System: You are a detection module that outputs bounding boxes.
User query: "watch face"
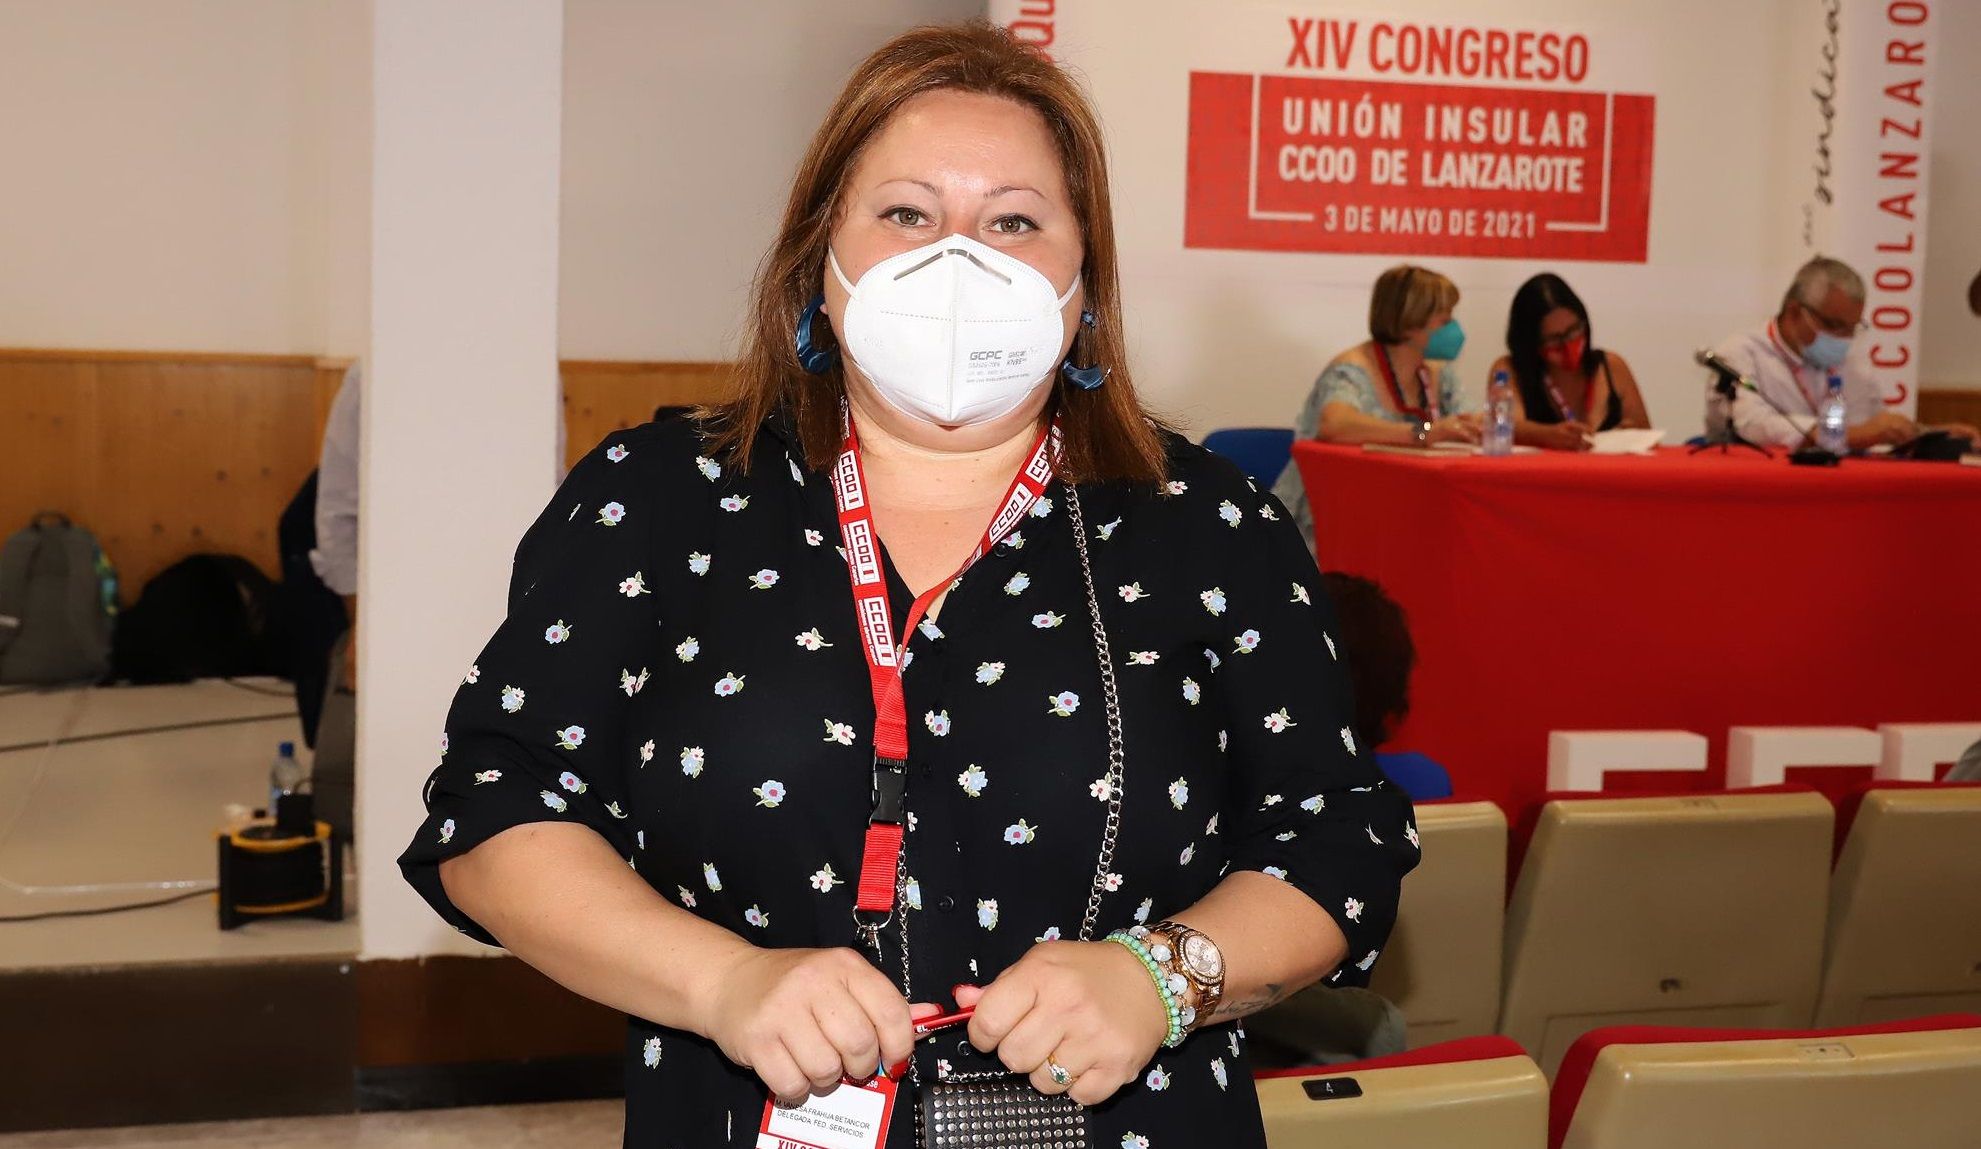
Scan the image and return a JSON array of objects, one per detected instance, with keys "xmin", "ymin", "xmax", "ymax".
[{"xmin": 1181, "ymin": 933, "xmax": 1223, "ymax": 979}]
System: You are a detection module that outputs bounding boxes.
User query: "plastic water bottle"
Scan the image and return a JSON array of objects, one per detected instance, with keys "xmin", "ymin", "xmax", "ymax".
[
  {"xmin": 269, "ymin": 741, "xmax": 305, "ymax": 814},
  {"xmin": 1483, "ymin": 370, "xmax": 1516, "ymax": 456},
  {"xmin": 1818, "ymin": 374, "xmax": 1849, "ymax": 456}
]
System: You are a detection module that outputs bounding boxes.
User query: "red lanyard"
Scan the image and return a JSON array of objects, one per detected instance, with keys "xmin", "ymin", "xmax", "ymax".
[
  {"xmin": 1766, "ymin": 321, "xmax": 1825, "ymax": 414},
  {"xmin": 1374, "ymin": 345, "xmax": 1441, "ymax": 423},
  {"xmin": 829, "ymin": 405, "xmax": 1060, "ymax": 917},
  {"xmin": 1544, "ymin": 374, "xmax": 1582, "ymax": 423}
]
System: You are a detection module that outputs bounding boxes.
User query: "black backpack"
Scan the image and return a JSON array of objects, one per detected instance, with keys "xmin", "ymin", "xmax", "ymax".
[
  {"xmin": 112, "ymin": 553, "xmax": 283, "ymax": 684},
  {"xmin": 0, "ymin": 513, "xmax": 118, "ymax": 685}
]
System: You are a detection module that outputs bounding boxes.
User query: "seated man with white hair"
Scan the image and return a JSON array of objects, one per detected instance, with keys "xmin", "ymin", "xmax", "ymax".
[{"xmin": 1709, "ymin": 256, "xmax": 1979, "ymax": 451}]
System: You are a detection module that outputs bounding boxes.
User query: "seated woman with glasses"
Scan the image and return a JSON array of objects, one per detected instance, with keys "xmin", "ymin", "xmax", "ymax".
[{"xmin": 1489, "ymin": 273, "xmax": 1651, "ymax": 452}]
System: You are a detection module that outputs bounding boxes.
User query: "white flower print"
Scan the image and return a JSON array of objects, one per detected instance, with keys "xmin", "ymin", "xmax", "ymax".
[
  {"xmin": 1206, "ymin": 813, "xmax": 1221, "ymax": 835},
  {"xmin": 473, "ymin": 769, "xmax": 501, "ymax": 785},
  {"xmin": 976, "ymin": 899, "xmax": 999, "ymax": 930},
  {"xmin": 1037, "ymin": 926, "xmax": 1062, "ymax": 943},
  {"xmin": 1259, "ymin": 503, "xmax": 1279, "ymax": 520},
  {"xmin": 1127, "ymin": 650, "xmax": 1159, "ymax": 666},
  {"xmin": 642, "ymin": 1036, "xmax": 662, "ymax": 1068},
  {"xmin": 1324, "ymin": 631, "xmax": 1337, "ymax": 659},
  {"xmin": 1089, "ymin": 777, "xmax": 1116, "ymax": 801},
  {"xmin": 789, "ymin": 456, "xmax": 805, "ymax": 484},
  {"xmin": 1118, "ymin": 582, "xmax": 1149, "ymax": 603},
  {"xmin": 688, "ymin": 552, "xmax": 711, "ymax": 576},
  {"xmin": 974, "ymin": 661, "xmax": 1005, "ymax": 685},
  {"xmin": 1123, "ymin": 1133, "xmax": 1151, "ymax": 1149},
  {"xmin": 925, "ymin": 709, "xmax": 951, "ymax": 737},
  {"xmin": 1182, "ymin": 677, "xmax": 1201, "ymax": 705},
  {"xmin": 558, "ymin": 770, "xmax": 588, "ymax": 794},
  {"xmin": 957, "ymin": 765, "xmax": 988, "ymax": 797},
  {"xmin": 1032, "ymin": 611, "xmax": 1064, "ymax": 628},
  {"xmin": 618, "ymin": 571, "xmax": 650, "ymax": 597},
  {"xmin": 749, "ymin": 568, "xmax": 779, "ymax": 590},
  {"xmin": 463, "ymin": 664, "xmax": 480, "ymax": 685},
  {"xmin": 1029, "ymin": 496, "xmax": 1054, "ymax": 519},
  {"xmin": 1001, "ymin": 530, "xmax": 1025, "ymax": 550},
  {"xmin": 438, "ymin": 818, "xmax": 455, "ymax": 844},
  {"xmin": 1135, "ymin": 897, "xmax": 1154, "ymax": 924},
  {"xmin": 804, "ymin": 528, "xmax": 823, "ymax": 546},
  {"xmin": 1204, "ymin": 648, "xmax": 1223, "ymax": 671},
  {"xmin": 1096, "ymin": 517, "xmax": 1122, "ymax": 541},
  {"xmin": 1180, "ymin": 843, "xmax": 1196, "ymax": 864},
  {"xmin": 809, "ymin": 864, "xmax": 842, "ymax": 892},
  {"xmin": 904, "ymin": 878, "xmax": 923, "ymax": 910},
  {"xmin": 1345, "ymin": 897, "xmax": 1365, "ymax": 922},
  {"xmin": 713, "ymin": 672, "xmax": 746, "ymax": 697},
  {"xmin": 1292, "ymin": 582, "xmax": 1312, "ymax": 605},
  {"xmin": 619, "ymin": 667, "xmax": 650, "ymax": 697},
  {"xmin": 936, "ymin": 1058, "xmax": 952, "ymax": 1078},
  {"xmin": 1211, "ymin": 1057, "xmax": 1229, "ymax": 1090},
  {"xmin": 674, "ymin": 637, "xmax": 699, "ymax": 662},
  {"xmin": 1262, "ymin": 865, "xmax": 1288, "ymax": 881},
  {"xmin": 1340, "ymin": 726, "xmax": 1358, "ymax": 755},
  {"xmin": 1233, "ymin": 629, "xmax": 1261, "ymax": 654},
  {"xmin": 1003, "ymin": 819, "xmax": 1038, "ymax": 845},
  {"xmin": 1003, "ymin": 571, "xmax": 1031, "ymax": 595},
  {"xmin": 606, "ymin": 801, "xmax": 627, "ymax": 819},
  {"xmin": 540, "ymin": 790, "xmax": 568, "ymax": 813},
  {"xmin": 1218, "ymin": 730, "xmax": 1229, "ymax": 752},
  {"xmin": 1145, "ymin": 1065, "xmax": 1171, "ymax": 1091},
  {"xmin": 638, "ymin": 739, "xmax": 655, "ymax": 765},
  {"xmin": 1168, "ymin": 777, "xmax": 1190, "ymax": 809},
  {"xmin": 753, "ymin": 779, "xmax": 787, "ymax": 808},
  {"xmin": 678, "ymin": 885, "xmax": 697, "ymax": 908},
  {"xmin": 744, "ymin": 905, "xmax": 770, "ymax": 929},
  {"xmin": 918, "ymin": 618, "xmax": 943, "ymax": 641},
  {"xmin": 1263, "ymin": 794, "xmax": 1284, "ymax": 807},
  {"xmin": 900, "ymin": 650, "xmax": 915, "ymax": 671},
  {"xmin": 694, "ymin": 455, "xmax": 721, "ymax": 481},
  {"xmin": 1166, "ymin": 479, "xmax": 1189, "ymax": 495},
  {"xmin": 1264, "ymin": 708, "xmax": 1297, "ymax": 733},
  {"xmin": 1103, "ymin": 871, "xmax": 1124, "ymax": 892},
  {"xmin": 1301, "ymin": 794, "xmax": 1325, "ymax": 814},
  {"xmin": 500, "ymin": 685, "xmax": 525, "ymax": 713},
  {"xmin": 637, "ymin": 830, "xmax": 645, "ymax": 849},
  {"xmin": 596, "ymin": 501, "xmax": 626, "ymax": 526},
  {"xmin": 606, "ymin": 444, "xmax": 629, "ymax": 463},
  {"xmin": 1357, "ymin": 950, "xmax": 1380, "ymax": 971},
  {"xmin": 1218, "ymin": 499, "xmax": 1243, "ymax": 527},
  {"xmin": 1200, "ymin": 587, "xmax": 1228, "ymax": 615},
  {"xmin": 1405, "ymin": 823, "xmax": 1421, "ymax": 849},
  {"xmin": 555, "ymin": 726, "xmax": 586, "ymax": 751},
  {"xmin": 1366, "ymin": 825, "xmax": 1385, "ymax": 845},
  {"xmin": 822, "ymin": 720, "xmax": 855, "ymax": 746},
  {"xmin": 703, "ymin": 863, "xmax": 722, "ymax": 891},
  {"xmin": 544, "ymin": 620, "xmax": 572, "ymax": 644},
  {"xmin": 1047, "ymin": 691, "xmax": 1080, "ymax": 717},
  {"xmin": 679, "ymin": 746, "xmax": 704, "ymax": 777},
  {"xmin": 719, "ymin": 495, "xmax": 748, "ymax": 513}
]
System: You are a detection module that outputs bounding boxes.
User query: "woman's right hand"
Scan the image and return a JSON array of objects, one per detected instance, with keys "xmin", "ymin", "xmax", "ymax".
[
  {"xmin": 1427, "ymin": 413, "xmax": 1484, "ymax": 445},
  {"xmin": 1540, "ymin": 420, "xmax": 1594, "ymax": 451},
  {"xmin": 698, "ymin": 946, "xmax": 927, "ymax": 1105}
]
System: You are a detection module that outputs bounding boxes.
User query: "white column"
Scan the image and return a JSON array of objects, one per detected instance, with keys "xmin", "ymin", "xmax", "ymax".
[{"xmin": 358, "ymin": 0, "xmax": 565, "ymax": 960}]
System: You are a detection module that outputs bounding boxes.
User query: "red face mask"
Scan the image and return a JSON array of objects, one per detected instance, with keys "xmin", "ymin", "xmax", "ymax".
[{"xmin": 1541, "ymin": 336, "xmax": 1587, "ymax": 370}]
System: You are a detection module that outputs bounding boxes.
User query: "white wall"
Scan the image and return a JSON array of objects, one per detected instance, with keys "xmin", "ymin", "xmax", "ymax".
[{"xmin": 1920, "ymin": 0, "xmax": 1981, "ymax": 390}]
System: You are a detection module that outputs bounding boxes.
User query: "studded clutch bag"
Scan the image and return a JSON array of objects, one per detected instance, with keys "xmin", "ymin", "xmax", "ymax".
[{"xmin": 919, "ymin": 1076, "xmax": 1088, "ymax": 1148}]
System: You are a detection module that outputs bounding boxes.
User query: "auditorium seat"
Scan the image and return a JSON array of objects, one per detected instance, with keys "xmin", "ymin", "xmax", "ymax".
[
  {"xmin": 1368, "ymin": 797, "xmax": 1506, "ymax": 1048},
  {"xmin": 1258, "ymin": 1035, "xmax": 1546, "ymax": 1149},
  {"xmin": 1498, "ymin": 787, "xmax": 1832, "ymax": 1078},
  {"xmin": 1548, "ymin": 1014, "xmax": 1981, "ymax": 1149},
  {"xmin": 1814, "ymin": 781, "xmax": 1981, "ymax": 1026},
  {"xmin": 1201, "ymin": 427, "xmax": 1295, "ymax": 486}
]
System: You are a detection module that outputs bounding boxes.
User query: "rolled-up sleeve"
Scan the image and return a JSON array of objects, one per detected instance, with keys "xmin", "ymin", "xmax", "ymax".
[
  {"xmin": 398, "ymin": 433, "xmax": 664, "ymax": 946},
  {"xmin": 1207, "ymin": 465, "xmax": 1419, "ymax": 986}
]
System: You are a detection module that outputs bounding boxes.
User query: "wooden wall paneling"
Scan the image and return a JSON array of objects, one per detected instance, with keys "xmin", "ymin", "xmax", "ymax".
[
  {"xmin": 560, "ymin": 360, "xmax": 734, "ymax": 468},
  {"xmin": 0, "ymin": 355, "xmax": 100, "ymax": 544},
  {"xmin": 1918, "ymin": 388, "xmax": 1981, "ymax": 430}
]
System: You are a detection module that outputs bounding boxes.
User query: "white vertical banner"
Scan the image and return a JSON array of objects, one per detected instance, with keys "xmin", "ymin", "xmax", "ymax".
[{"xmin": 1795, "ymin": 0, "xmax": 1935, "ymax": 416}]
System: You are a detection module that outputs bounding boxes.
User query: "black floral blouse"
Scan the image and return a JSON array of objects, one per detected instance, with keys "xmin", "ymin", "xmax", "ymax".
[{"xmin": 399, "ymin": 410, "xmax": 1418, "ymax": 1149}]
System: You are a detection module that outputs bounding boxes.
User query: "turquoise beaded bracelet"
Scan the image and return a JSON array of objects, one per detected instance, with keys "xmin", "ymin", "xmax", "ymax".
[{"xmin": 1106, "ymin": 929, "xmax": 1187, "ymax": 1048}]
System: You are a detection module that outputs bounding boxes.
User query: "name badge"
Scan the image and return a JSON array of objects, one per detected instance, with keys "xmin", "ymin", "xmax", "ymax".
[{"xmin": 756, "ymin": 1073, "xmax": 899, "ymax": 1149}]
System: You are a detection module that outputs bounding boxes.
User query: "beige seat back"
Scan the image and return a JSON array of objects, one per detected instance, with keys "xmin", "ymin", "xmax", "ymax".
[
  {"xmin": 1816, "ymin": 786, "xmax": 1981, "ymax": 1026},
  {"xmin": 1259, "ymin": 1050, "xmax": 1546, "ymax": 1149},
  {"xmin": 1499, "ymin": 791, "xmax": 1833, "ymax": 1077},
  {"xmin": 1368, "ymin": 800, "xmax": 1507, "ymax": 1047},
  {"xmin": 1558, "ymin": 1023, "xmax": 1981, "ymax": 1149}
]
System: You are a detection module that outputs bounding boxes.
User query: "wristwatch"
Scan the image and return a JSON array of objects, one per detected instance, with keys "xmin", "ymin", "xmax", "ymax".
[{"xmin": 1141, "ymin": 920, "xmax": 1226, "ymax": 1033}]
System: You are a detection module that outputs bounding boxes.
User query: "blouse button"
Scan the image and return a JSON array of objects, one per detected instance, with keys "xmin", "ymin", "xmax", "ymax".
[{"xmin": 936, "ymin": 894, "xmax": 957, "ymax": 913}]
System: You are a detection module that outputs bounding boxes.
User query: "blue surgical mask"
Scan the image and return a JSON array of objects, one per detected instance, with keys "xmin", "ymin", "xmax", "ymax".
[
  {"xmin": 1423, "ymin": 319, "xmax": 1465, "ymax": 361},
  {"xmin": 1803, "ymin": 329, "xmax": 1852, "ymax": 370}
]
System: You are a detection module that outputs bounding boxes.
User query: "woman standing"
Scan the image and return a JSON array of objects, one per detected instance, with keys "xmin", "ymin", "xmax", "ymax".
[{"xmin": 400, "ymin": 23, "xmax": 1415, "ymax": 1147}]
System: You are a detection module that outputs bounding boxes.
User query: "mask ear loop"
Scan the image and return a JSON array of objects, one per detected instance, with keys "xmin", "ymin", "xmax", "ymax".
[
  {"xmin": 1060, "ymin": 309, "xmax": 1109, "ymax": 391},
  {"xmin": 796, "ymin": 293, "xmax": 838, "ymax": 375}
]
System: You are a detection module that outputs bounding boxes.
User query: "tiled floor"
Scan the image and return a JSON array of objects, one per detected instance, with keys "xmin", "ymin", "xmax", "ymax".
[
  {"xmin": 0, "ymin": 1101, "xmax": 622, "ymax": 1148},
  {"xmin": 0, "ymin": 680, "xmax": 358, "ymax": 969}
]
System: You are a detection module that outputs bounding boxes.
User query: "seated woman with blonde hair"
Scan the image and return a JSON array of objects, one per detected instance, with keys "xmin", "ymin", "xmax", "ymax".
[{"xmin": 1272, "ymin": 264, "xmax": 1482, "ymax": 549}]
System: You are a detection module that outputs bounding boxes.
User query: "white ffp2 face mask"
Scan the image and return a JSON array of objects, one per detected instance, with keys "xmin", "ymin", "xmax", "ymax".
[{"xmin": 830, "ymin": 233, "xmax": 1079, "ymax": 427}]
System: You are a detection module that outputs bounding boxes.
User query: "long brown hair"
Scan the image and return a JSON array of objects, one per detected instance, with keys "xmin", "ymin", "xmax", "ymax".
[{"xmin": 702, "ymin": 21, "xmax": 1167, "ymax": 484}]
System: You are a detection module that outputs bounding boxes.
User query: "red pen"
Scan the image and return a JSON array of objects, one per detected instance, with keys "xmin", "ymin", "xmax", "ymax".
[{"xmin": 881, "ymin": 1007, "xmax": 977, "ymax": 1080}]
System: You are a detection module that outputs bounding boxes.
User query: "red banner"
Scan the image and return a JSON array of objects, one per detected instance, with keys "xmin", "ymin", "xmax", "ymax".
[{"xmin": 1186, "ymin": 71, "xmax": 1655, "ymax": 261}]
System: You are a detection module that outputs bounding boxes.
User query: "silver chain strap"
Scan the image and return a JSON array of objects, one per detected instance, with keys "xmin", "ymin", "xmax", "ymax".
[{"xmin": 890, "ymin": 485, "xmax": 1127, "ymax": 1089}]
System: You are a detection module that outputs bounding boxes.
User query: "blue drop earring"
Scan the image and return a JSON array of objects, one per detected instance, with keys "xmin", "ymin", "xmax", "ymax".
[
  {"xmin": 796, "ymin": 294, "xmax": 838, "ymax": 375},
  {"xmin": 1060, "ymin": 309, "xmax": 1109, "ymax": 391}
]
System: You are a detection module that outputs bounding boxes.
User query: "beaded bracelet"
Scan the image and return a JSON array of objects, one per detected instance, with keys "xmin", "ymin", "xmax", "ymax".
[{"xmin": 1105, "ymin": 929, "xmax": 1187, "ymax": 1048}]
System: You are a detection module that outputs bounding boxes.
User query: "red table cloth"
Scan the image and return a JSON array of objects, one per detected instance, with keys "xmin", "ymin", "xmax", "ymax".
[{"xmin": 1292, "ymin": 443, "xmax": 1981, "ymax": 813}]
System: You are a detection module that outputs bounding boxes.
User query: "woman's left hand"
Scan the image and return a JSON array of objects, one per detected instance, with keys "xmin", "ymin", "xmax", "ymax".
[{"xmin": 958, "ymin": 940, "xmax": 1171, "ymax": 1106}]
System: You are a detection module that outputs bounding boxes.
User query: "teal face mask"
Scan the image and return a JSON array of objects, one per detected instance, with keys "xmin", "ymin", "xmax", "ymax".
[{"xmin": 1423, "ymin": 318, "xmax": 1465, "ymax": 361}]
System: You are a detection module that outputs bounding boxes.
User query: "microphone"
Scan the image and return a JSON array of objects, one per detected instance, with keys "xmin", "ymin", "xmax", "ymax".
[
  {"xmin": 1694, "ymin": 348, "xmax": 1751, "ymax": 389},
  {"xmin": 1694, "ymin": 348, "xmax": 1828, "ymax": 460}
]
